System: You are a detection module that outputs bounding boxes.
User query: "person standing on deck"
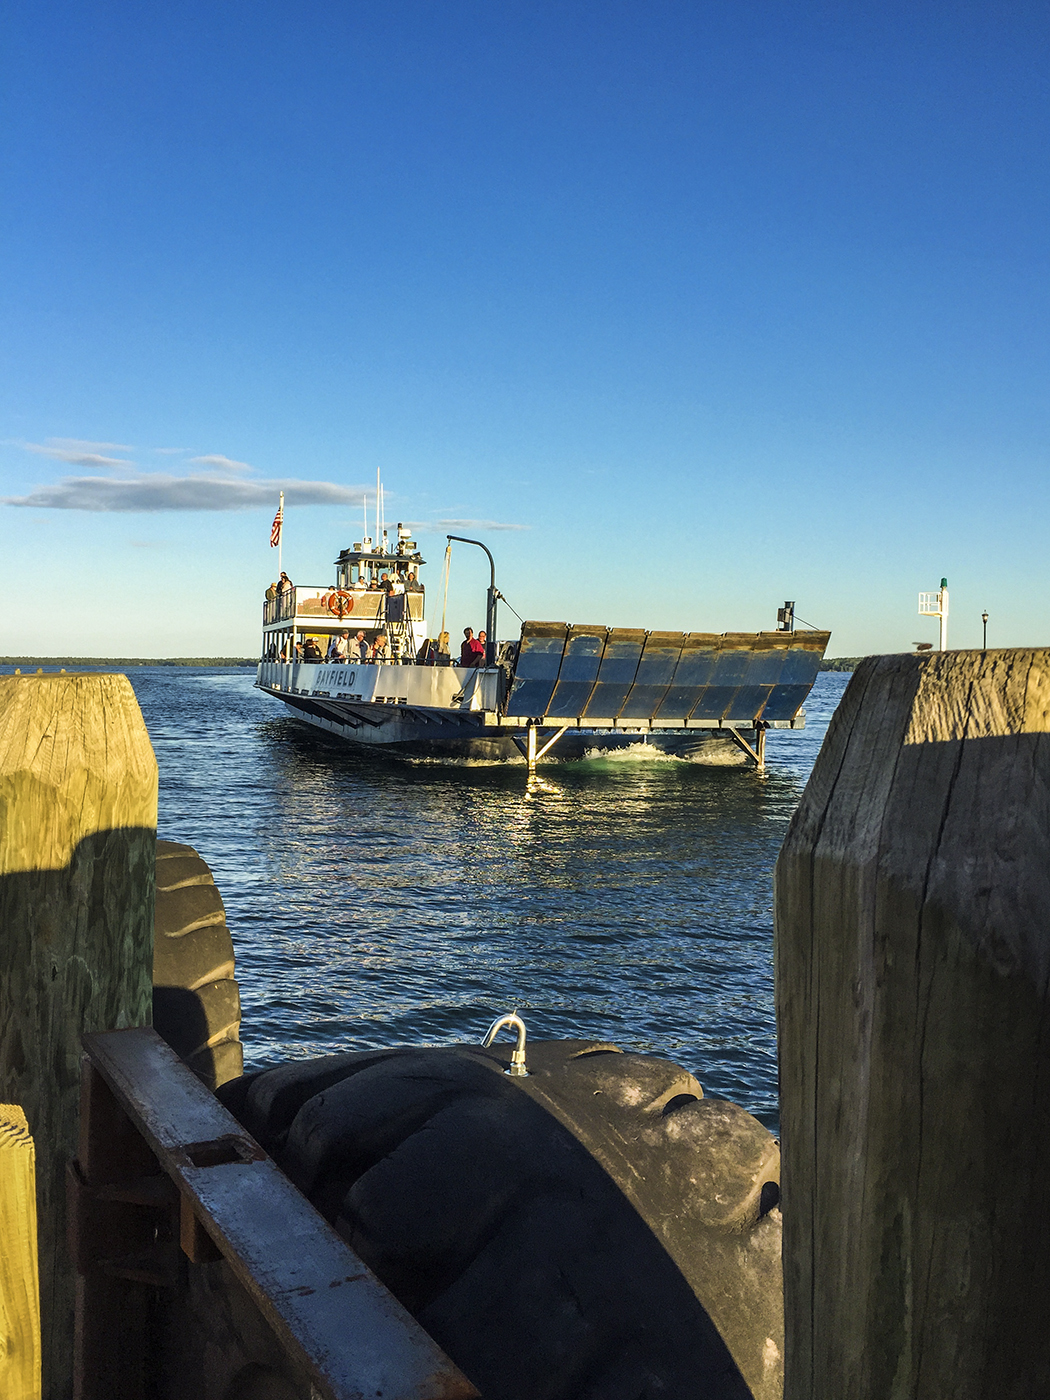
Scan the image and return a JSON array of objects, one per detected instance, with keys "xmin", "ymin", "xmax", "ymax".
[{"xmin": 353, "ymin": 631, "xmax": 369, "ymax": 662}]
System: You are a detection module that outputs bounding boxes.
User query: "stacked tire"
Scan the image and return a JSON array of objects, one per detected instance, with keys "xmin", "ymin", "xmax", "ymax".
[{"xmin": 153, "ymin": 839, "xmax": 243, "ymax": 1090}]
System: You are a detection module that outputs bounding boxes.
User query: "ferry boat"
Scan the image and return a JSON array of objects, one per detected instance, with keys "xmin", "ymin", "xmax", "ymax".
[{"xmin": 256, "ymin": 525, "xmax": 830, "ymax": 767}]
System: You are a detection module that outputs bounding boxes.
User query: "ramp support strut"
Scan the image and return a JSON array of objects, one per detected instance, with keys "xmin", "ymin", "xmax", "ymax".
[
  {"xmin": 726, "ymin": 723, "xmax": 767, "ymax": 771},
  {"xmin": 525, "ymin": 724, "xmax": 567, "ymax": 773}
]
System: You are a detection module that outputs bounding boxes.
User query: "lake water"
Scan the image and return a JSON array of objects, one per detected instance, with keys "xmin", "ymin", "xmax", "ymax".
[{"xmin": 11, "ymin": 664, "xmax": 850, "ymax": 1134}]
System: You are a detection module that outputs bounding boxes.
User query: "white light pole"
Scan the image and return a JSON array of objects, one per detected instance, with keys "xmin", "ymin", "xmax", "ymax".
[{"xmin": 918, "ymin": 577, "xmax": 949, "ymax": 651}]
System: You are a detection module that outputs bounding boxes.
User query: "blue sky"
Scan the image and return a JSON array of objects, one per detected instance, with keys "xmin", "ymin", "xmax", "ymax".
[{"xmin": 2, "ymin": 2, "xmax": 1047, "ymax": 656}]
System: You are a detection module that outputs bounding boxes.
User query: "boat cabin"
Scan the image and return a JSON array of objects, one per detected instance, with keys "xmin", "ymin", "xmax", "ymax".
[{"xmin": 262, "ymin": 523, "xmax": 430, "ymax": 663}]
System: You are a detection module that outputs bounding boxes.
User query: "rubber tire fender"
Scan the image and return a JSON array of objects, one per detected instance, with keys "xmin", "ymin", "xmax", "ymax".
[{"xmin": 153, "ymin": 839, "xmax": 243, "ymax": 1090}]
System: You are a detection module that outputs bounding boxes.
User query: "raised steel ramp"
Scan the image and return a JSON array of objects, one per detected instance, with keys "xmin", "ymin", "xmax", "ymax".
[{"xmin": 507, "ymin": 622, "xmax": 831, "ymax": 726}]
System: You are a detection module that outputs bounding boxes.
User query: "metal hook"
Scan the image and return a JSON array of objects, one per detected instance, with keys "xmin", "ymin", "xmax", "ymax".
[{"xmin": 482, "ymin": 1012, "xmax": 528, "ymax": 1077}]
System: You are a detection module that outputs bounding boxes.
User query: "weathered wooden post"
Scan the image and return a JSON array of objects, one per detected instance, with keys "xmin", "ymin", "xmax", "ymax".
[
  {"xmin": 0, "ymin": 674, "xmax": 157, "ymax": 1400},
  {"xmin": 0, "ymin": 1105, "xmax": 41, "ymax": 1400},
  {"xmin": 775, "ymin": 648, "xmax": 1050, "ymax": 1398}
]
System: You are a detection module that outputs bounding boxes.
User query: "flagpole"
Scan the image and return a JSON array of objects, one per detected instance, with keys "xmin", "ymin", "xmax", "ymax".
[{"xmin": 278, "ymin": 490, "xmax": 284, "ymax": 575}]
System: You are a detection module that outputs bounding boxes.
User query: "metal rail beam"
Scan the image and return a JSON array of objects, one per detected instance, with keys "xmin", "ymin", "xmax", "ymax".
[{"xmin": 72, "ymin": 1026, "xmax": 478, "ymax": 1400}]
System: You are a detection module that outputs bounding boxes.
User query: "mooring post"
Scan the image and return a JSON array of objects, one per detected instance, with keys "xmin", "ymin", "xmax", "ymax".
[
  {"xmin": 775, "ymin": 648, "xmax": 1050, "ymax": 1399},
  {"xmin": 526, "ymin": 724, "xmax": 537, "ymax": 773},
  {"xmin": 0, "ymin": 673, "xmax": 157, "ymax": 1400},
  {"xmin": 0, "ymin": 1105, "xmax": 40, "ymax": 1400}
]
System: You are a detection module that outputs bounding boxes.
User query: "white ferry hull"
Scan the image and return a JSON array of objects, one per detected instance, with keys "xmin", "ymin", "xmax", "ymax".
[{"xmin": 256, "ymin": 661, "xmax": 760, "ymax": 764}]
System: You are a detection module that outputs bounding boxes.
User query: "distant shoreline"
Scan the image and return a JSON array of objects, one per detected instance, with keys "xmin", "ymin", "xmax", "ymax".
[
  {"xmin": 1, "ymin": 657, "xmax": 258, "ymax": 668},
  {"xmin": 4, "ymin": 654, "xmax": 862, "ymax": 672}
]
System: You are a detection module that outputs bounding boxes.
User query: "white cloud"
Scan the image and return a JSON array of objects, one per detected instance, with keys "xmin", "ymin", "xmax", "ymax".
[
  {"xmin": 189, "ymin": 454, "xmax": 253, "ymax": 473},
  {"xmin": 21, "ymin": 439, "xmax": 135, "ymax": 468},
  {"xmin": 2, "ymin": 474, "xmax": 368, "ymax": 512}
]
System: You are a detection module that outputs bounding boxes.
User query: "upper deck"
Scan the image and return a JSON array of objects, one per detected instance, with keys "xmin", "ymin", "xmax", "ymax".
[
  {"xmin": 263, "ymin": 586, "xmax": 424, "ymax": 628},
  {"xmin": 263, "ymin": 522, "xmax": 427, "ymax": 634}
]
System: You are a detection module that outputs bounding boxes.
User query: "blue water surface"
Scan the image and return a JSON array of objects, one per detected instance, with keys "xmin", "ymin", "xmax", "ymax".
[{"xmin": 8, "ymin": 663, "xmax": 850, "ymax": 1132}]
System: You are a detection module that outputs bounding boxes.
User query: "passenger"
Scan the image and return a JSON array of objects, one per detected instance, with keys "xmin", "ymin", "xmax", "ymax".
[
  {"xmin": 371, "ymin": 633, "xmax": 390, "ymax": 662},
  {"xmin": 436, "ymin": 631, "xmax": 450, "ymax": 657},
  {"xmin": 379, "ymin": 572, "xmax": 394, "ymax": 596},
  {"xmin": 478, "ymin": 630, "xmax": 488, "ymax": 662},
  {"xmin": 303, "ymin": 637, "xmax": 323, "ymax": 662},
  {"xmin": 294, "ymin": 640, "xmax": 304, "ymax": 661},
  {"xmin": 332, "ymin": 630, "xmax": 350, "ymax": 663},
  {"xmin": 405, "ymin": 571, "xmax": 423, "ymax": 592},
  {"xmin": 265, "ymin": 581, "xmax": 277, "ymax": 602},
  {"xmin": 278, "ymin": 571, "xmax": 294, "ymax": 595},
  {"xmin": 460, "ymin": 627, "xmax": 485, "ymax": 667},
  {"xmin": 266, "ymin": 643, "xmax": 277, "ymax": 661},
  {"xmin": 353, "ymin": 630, "xmax": 369, "ymax": 663}
]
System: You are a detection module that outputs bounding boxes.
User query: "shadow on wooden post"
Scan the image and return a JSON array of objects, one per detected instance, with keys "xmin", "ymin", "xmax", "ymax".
[
  {"xmin": 0, "ymin": 673, "xmax": 157, "ymax": 1400},
  {"xmin": 775, "ymin": 649, "xmax": 1050, "ymax": 1399}
]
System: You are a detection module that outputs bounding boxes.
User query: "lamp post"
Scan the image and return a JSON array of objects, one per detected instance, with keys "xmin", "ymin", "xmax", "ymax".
[
  {"xmin": 982, "ymin": 611, "xmax": 988, "ymax": 650},
  {"xmin": 446, "ymin": 535, "xmax": 497, "ymax": 666}
]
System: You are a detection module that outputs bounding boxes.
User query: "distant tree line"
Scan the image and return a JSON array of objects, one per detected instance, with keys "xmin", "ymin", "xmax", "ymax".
[
  {"xmin": 820, "ymin": 657, "xmax": 862, "ymax": 672},
  {"xmin": 1, "ymin": 658, "xmax": 258, "ymax": 668}
]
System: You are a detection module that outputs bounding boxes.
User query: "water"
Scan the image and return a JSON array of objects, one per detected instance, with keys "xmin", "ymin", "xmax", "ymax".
[{"xmin": 7, "ymin": 663, "xmax": 850, "ymax": 1133}]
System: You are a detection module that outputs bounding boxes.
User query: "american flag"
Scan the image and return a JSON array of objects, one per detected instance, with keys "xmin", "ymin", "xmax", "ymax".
[{"xmin": 270, "ymin": 503, "xmax": 283, "ymax": 547}]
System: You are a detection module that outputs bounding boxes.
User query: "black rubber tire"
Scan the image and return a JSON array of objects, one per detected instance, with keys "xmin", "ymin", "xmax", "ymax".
[
  {"xmin": 220, "ymin": 1038, "xmax": 783, "ymax": 1400},
  {"xmin": 153, "ymin": 839, "xmax": 243, "ymax": 1089}
]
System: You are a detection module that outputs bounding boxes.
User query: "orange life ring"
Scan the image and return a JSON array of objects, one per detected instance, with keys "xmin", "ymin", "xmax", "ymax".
[{"xmin": 327, "ymin": 590, "xmax": 354, "ymax": 617}]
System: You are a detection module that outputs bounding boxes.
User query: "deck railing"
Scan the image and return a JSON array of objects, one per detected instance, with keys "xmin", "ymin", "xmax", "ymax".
[{"xmin": 264, "ymin": 587, "xmax": 424, "ymax": 626}]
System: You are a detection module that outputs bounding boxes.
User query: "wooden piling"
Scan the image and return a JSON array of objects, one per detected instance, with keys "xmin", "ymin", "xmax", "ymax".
[
  {"xmin": 775, "ymin": 649, "xmax": 1050, "ymax": 1399},
  {"xmin": 0, "ymin": 1105, "xmax": 41, "ymax": 1400},
  {"xmin": 0, "ymin": 674, "xmax": 157, "ymax": 1400}
]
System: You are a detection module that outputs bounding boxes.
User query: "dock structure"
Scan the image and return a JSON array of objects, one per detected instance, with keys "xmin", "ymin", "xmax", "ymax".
[
  {"xmin": 776, "ymin": 648, "xmax": 1050, "ymax": 1399},
  {"xmin": 0, "ymin": 669, "xmax": 477, "ymax": 1400},
  {"xmin": 0, "ymin": 672, "xmax": 157, "ymax": 1400},
  {"xmin": 0, "ymin": 1104, "xmax": 40, "ymax": 1400}
]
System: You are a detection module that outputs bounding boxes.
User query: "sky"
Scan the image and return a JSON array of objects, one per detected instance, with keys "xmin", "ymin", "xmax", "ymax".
[{"xmin": 2, "ymin": 1, "xmax": 1048, "ymax": 657}]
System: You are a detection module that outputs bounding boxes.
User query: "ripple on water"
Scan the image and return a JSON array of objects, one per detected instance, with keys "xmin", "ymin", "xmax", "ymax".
[{"xmin": 4, "ymin": 664, "xmax": 849, "ymax": 1134}]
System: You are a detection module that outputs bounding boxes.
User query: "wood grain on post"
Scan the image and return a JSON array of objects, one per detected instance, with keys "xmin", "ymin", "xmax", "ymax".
[
  {"xmin": 0, "ymin": 674, "xmax": 157, "ymax": 1400},
  {"xmin": 775, "ymin": 649, "xmax": 1050, "ymax": 1400},
  {"xmin": 0, "ymin": 1105, "xmax": 41, "ymax": 1400}
]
